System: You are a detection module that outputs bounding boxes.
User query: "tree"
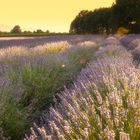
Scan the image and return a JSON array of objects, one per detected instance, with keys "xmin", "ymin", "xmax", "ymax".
[
  {"xmin": 11, "ymin": 25, "xmax": 22, "ymax": 34},
  {"xmin": 70, "ymin": 8, "xmax": 112, "ymax": 34},
  {"xmin": 36, "ymin": 29, "xmax": 44, "ymax": 33},
  {"xmin": 113, "ymin": 0, "xmax": 140, "ymax": 33},
  {"xmin": 23, "ymin": 31, "xmax": 32, "ymax": 34},
  {"xmin": 70, "ymin": 0, "xmax": 140, "ymax": 34},
  {"xmin": 46, "ymin": 30, "xmax": 50, "ymax": 34}
]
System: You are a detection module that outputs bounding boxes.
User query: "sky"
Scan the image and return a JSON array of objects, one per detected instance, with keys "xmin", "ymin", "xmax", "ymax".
[{"xmin": 0, "ymin": 0, "xmax": 114, "ymax": 32}]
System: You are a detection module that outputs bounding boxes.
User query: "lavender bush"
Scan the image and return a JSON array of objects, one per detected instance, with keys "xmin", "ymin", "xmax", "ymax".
[
  {"xmin": 121, "ymin": 35, "xmax": 140, "ymax": 63},
  {"xmin": 130, "ymin": 39, "xmax": 140, "ymax": 63},
  {"xmin": 25, "ymin": 37, "xmax": 140, "ymax": 140},
  {"xmin": 0, "ymin": 39, "xmax": 99, "ymax": 139},
  {"xmin": 0, "ymin": 128, "xmax": 10, "ymax": 140}
]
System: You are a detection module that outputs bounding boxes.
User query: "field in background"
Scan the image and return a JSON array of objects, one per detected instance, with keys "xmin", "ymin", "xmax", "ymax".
[
  {"xmin": 0, "ymin": 35, "xmax": 140, "ymax": 140},
  {"xmin": 0, "ymin": 35, "xmax": 104, "ymax": 49}
]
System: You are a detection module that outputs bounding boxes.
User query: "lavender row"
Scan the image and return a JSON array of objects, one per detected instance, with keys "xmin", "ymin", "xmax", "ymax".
[
  {"xmin": 0, "ymin": 39, "xmax": 99, "ymax": 139},
  {"xmin": 121, "ymin": 35, "xmax": 140, "ymax": 63},
  {"xmin": 24, "ymin": 37, "xmax": 140, "ymax": 140},
  {"xmin": 0, "ymin": 35, "xmax": 104, "ymax": 49}
]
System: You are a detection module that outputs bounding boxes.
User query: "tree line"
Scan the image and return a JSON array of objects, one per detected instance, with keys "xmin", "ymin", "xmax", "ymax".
[
  {"xmin": 0, "ymin": 25, "xmax": 51, "ymax": 36},
  {"xmin": 70, "ymin": 0, "xmax": 140, "ymax": 34},
  {"xmin": 0, "ymin": 25, "xmax": 68, "ymax": 37},
  {"xmin": 10, "ymin": 25, "xmax": 50, "ymax": 34}
]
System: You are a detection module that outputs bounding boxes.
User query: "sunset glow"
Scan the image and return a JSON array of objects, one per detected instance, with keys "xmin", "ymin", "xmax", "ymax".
[{"xmin": 0, "ymin": 0, "xmax": 114, "ymax": 32}]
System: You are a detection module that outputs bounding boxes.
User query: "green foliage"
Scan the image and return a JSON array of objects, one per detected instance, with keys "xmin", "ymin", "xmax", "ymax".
[
  {"xmin": 0, "ymin": 85, "xmax": 29, "ymax": 139},
  {"xmin": 10, "ymin": 25, "xmax": 22, "ymax": 34},
  {"xmin": 34, "ymin": 29, "xmax": 44, "ymax": 33},
  {"xmin": 70, "ymin": 0, "xmax": 140, "ymax": 34},
  {"xmin": 114, "ymin": 0, "xmax": 140, "ymax": 33},
  {"xmin": 0, "ymin": 44, "xmax": 98, "ymax": 140}
]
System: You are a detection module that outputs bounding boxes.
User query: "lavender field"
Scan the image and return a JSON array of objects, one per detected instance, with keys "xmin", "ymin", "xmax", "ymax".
[
  {"xmin": 0, "ymin": 35, "xmax": 140, "ymax": 140},
  {"xmin": 0, "ymin": 35, "xmax": 104, "ymax": 49}
]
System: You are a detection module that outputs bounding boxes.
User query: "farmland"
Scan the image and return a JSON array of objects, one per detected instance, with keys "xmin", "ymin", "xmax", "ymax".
[{"xmin": 0, "ymin": 35, "xmax": 140, "ymax": 140}]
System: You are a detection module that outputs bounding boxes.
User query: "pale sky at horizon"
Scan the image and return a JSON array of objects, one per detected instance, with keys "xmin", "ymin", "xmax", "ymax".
[{"xmin": 0, "ymin": 0, "xmax": 114, "ymax": 32}]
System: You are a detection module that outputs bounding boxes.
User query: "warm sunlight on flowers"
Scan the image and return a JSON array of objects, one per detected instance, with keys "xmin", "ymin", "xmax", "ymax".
[{"xmin": 61, "ymin": 64, "xmax": 66, "ymax": 68}]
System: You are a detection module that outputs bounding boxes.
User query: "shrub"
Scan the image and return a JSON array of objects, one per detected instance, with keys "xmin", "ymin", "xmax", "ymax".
[
  {"xmin": 0, "ymin": 40, "xmax": 98, "ymax": 139},
  {"xmin": 25, "ymin": 38, "xmax": 140, "ymax": 140}
]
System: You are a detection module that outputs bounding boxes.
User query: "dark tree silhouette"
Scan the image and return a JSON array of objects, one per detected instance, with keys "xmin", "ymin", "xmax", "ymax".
[
  {"xmin": 70, "ymin": 0, "xmax": 140, "ymax": 34},
  {"xmin": 114, "ymin": 0, "xmax": 140, "ymax": 33},
  {"xmin": 11, "ymin": 25, "xmax": 22, "ymax": 34},
  {"xmin": 36, "ymin": 29, "xmax": 44, "ymax": 33}
]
